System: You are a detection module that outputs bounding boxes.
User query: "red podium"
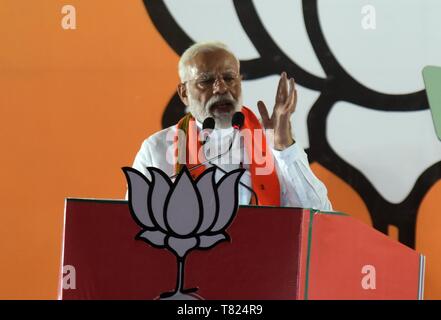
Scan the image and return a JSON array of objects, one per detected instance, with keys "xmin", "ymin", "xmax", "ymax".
[{"xmin": 59, "ymin": 198, "xmax": 425, "ymax": 300}]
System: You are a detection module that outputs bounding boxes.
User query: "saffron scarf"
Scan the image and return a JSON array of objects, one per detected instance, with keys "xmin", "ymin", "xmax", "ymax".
[{"xmin": 173, "ymin": 106, "xmax": 281, "ymax": 206}]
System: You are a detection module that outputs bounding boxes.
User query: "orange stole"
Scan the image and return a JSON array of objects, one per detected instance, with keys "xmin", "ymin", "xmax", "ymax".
[{"xmin": 173, "ymin": 106, "xmax": 281, "ymax": 206}]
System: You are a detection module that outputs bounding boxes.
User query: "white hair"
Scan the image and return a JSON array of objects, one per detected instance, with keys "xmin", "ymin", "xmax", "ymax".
[{"xmin": 178, "ymin": 41, "xmax": 240, "ymax": 82}]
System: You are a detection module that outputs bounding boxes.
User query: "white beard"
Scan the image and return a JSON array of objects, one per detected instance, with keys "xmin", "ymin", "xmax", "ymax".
[{"xmin": 187, "ymin": 93, "xmax": 243, "ymax": 129}]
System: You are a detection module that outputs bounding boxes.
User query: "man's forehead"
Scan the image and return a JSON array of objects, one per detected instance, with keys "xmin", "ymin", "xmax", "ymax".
[{"xmin": 186, "ymin": 49, "xmax": 239, "ymax": 76}]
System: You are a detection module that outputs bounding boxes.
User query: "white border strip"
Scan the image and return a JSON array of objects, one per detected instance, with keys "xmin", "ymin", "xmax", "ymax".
[
  {"xmin": 418, "ymin": 254, "xmax": 426, "ymax": 300},
  {"xmin": 57, "ymin": 199, "xmax": 68, "ymax": 300}
]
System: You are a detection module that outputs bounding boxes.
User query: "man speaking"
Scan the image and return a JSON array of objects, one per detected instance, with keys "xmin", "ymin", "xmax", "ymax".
[{"xmin": 131, "ymin": 41, "xmax": 332, "ymax": 211}]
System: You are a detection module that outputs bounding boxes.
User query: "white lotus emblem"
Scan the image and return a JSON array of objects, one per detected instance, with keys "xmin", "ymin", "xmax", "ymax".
[{"xmin": 123, "ymin": 166, "xmax": 244, "ymax": 299}]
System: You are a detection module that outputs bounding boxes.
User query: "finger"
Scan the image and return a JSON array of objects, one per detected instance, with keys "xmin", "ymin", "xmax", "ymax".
[
  {"xmin": 292, "ymin": 78, "xmax": 298, "ymax": 112},
  {"xmin": 285, "ymin": 78, "xmax": 296, "ymax": 112},
  {"xmin": 276, "ymin": 72, "xmax": 288, "ymax": 104},
  {"xmin": 257, "ymin": 100, "xmax": 271, "ymax": 127},
  {"xmin": 292, "ymin": 88, "xmax": 297, "ymax": 113}
]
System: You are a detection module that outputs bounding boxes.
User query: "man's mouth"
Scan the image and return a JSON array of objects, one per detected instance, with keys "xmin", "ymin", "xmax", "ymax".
[{"xmin": 210, "ymin": 101, "xmax": 234, "ymax": 113}]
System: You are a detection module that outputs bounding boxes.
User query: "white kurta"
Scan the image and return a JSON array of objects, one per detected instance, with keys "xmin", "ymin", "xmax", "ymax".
[{"xmin": 131, "ymin": 123, "xmax": 333, "ymax": 211}]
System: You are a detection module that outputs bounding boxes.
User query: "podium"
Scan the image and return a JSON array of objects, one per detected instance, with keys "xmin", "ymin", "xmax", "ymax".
[{"xmin": 60, "ymin": 198, "xmax": 425, "ymax": 300}]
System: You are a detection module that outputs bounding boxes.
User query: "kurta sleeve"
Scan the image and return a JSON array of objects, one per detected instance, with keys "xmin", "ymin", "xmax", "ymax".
[
  {"xmin": 125, "ymin": 139, "xmax": 154, "ymax": 199},
  {"xmin": 271, "ymin": 142, "xmax": 333, "ymax": 211},
  {"xmin": 132, "ymin": 139, "xmax": 154, "ymax": 179}
]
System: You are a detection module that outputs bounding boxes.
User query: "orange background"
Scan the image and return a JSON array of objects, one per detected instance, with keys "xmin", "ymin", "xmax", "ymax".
[{"xmin": 0, "ymin": 0, "xmax": 439, "ymax": 299}]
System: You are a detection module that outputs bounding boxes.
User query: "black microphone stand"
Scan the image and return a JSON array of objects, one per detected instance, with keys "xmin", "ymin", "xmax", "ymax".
[
  {"xmin": 168, "ymin": 129, "xmax": 238, "ymax": 180},
  {"xmin": 168, "ymin": 112, "xmax": 259, "ymax": 206}
]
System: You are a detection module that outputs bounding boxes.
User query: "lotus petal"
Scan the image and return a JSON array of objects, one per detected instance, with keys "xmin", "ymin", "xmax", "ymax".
[
  {"xmin": 138, "ymin": 230, "xmax": 167, "ymax": 247},
  {"xmin": 165, "ymin": 168, "xmax": 202, "ymax": 236},
  {"xmin": 327, "ymin": 102, "xmax": 441, "ymax": 203},
  {"xmin": 163, "ymin": 0, "xmax": 258, "ymax": 59},
  {"xmin": 211, "ymin": 169, "xmax": 244, "ymax": 232},
  {"xmin": 122, "ymin": 167, "xmax": 154, "ymax": 228},
  {"xmin": 195, "ymin": 168, "xmax": 218, "ymax": 233},
  {"xmin": 253, "ymin": 0, "xmax": 326, "ymax": 78},
  {"xmin": 148, "ymin": 168, "xmax": 172, "ymax": 231},
  {"xmin": 167, "ymin": 236, "xmax": 198, "ymax": 258},
  {"xmin": 199, "ymin": 234, "xmax": 227, "ymax": 249},
  {"xmin": 319, "ymin": 0, "xmax": 441, "ymax": 93}
]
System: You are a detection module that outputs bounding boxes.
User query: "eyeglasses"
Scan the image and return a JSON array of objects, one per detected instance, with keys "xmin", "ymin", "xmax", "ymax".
[{"xmin": 183, "ymin": 72, "xmax": 241, "ymax": 89}]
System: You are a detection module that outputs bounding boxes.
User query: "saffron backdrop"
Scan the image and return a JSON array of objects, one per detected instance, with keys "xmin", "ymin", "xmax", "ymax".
[{"xmin": 0, "ymin": 0, "xmax": 440, "ymax": 299}]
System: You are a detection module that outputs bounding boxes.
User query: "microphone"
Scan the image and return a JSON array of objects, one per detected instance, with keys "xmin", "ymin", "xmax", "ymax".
[
  {"xmin": 201, "ymin": 117, "xmax": 215, "ymax": 145},
  {"xmin": 231, "ymin": 111, "xmax": 245, "ymax": 130},
  {"xmin": 203, "ymin": 117, "xmax": 215, "ymax": 130},
  {"xmin": 203, "ymin": 112, "xmax": 258, "ymax": 204},
  {"xmin": 168, "ymin": 112, "xmax": 244, "ymax": 180}
]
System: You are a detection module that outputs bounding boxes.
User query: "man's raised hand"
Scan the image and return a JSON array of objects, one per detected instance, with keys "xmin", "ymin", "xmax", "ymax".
[{"xmin": 257, "ymin": 72, "xmax": 297, "ymax": 150}]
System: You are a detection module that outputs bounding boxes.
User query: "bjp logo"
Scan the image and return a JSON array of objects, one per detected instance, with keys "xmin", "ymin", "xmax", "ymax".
[
  {"xmin": 123, "ymin": 166, "xmax": 244, "ymax": 299},
  {"xmin": 141, "ymin": 0, "xmax": 441, "ymax": 252}
]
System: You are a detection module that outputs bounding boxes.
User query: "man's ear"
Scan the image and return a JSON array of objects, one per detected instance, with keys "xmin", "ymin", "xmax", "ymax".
[{"xmin": 177, "ymin": 83, "xmax": 189, "ymax": 106}]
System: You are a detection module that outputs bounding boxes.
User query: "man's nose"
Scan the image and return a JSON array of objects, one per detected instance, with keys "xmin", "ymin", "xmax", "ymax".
[{"xmin": 212, "ymin": 78, "xmax": 228, "ymax": 95}]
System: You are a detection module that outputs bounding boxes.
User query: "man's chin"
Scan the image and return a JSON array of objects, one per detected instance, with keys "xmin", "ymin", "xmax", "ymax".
[{"xmin": 211, "ymin": 112, "xmax": 234, "ymax": 129}]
